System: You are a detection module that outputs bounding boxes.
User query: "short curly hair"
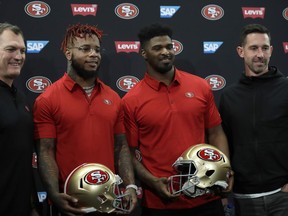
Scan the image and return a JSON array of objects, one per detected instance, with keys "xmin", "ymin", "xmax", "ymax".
[
  {"xmin": 60, "ymin": 23, "xmax": 103, "ymax": 53},
  {"xmin": 137, "ymin": 23, "xmax": 173, "ymax": 49}
]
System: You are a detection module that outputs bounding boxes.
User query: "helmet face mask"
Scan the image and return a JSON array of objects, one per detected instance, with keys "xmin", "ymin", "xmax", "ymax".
[
  {"xmin": 168, "ymin": 144, "xmax": 231, "ymax": 198},
  {"xmin": 64, "ymin": 163, "xmax": 132, "ymax": 214}
]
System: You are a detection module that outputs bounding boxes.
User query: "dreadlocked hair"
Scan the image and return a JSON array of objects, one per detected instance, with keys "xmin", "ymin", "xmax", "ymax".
[{"xmin": 60, "ymin": 23, "xmax": 103, "ymax": 53}]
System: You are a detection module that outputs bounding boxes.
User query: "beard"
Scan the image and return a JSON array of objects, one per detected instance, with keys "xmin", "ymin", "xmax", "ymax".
[
  {"xmin": 71, "ymin": 57, "xmax": 99, "ymax": 80},
  {"xmin": 248, "ymin": 59, "xmax": 269, "ymax": 75},
  {"xmin": 152, "ymin": 63, "xmax": 173, "ymax": 74}
]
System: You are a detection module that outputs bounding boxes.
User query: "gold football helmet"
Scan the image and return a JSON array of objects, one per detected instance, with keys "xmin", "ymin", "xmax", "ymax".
[
  {"xmin": 64, "ymin": 163, "xmax": 132, "ymax": 214},
  {"xmin": 168, "ymin": 144, "xmax": 231, "ymax": 198}
]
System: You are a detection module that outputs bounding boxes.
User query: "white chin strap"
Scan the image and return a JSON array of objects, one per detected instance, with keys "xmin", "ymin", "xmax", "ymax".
[{"xmin": 214, "ymin": 180, "xmax": 228, "ymax": 189}]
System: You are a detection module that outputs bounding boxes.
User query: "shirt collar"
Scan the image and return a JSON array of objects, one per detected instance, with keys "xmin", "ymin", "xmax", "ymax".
[
  {"xmin": 0, "ymin": 79, "xmax": 17, "ymax": 93},
  {"xmin": 62, "ymin": 72, "xmax": 102, "ymax": 92},
  {"xmin": 143, "ymin": 68, "xmax": 181, "ymax": 91}
]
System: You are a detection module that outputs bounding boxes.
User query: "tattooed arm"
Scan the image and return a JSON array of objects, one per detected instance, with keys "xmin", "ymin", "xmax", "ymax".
[
  {"xmin": 36, "ymin": 138, "xmax": 85, "ymax": 216},
  {"xmin": 129, "ymin": 146, "xmax": 179, "ymax": 201},
  {"xmin": 114, "ymin": 134, "xmax": 137, "ymax": 211}
]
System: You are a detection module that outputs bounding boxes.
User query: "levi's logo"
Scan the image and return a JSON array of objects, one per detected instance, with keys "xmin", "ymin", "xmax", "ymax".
[
  {"xmin": 115, "ymin": 41, "xmax": 140, "ymax": 53},
  {"xmin": 242, "ymin": 7, "xmax": 265, "ymax": 19},
  {"xmin": 71, "ymin": 4, "xmax": 97, "ymax": 16}
]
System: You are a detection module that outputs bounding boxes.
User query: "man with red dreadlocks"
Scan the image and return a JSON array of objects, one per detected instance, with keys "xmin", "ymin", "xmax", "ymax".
[{"xmin": 33, "ymin": 23, "xmax": 137, "ymax": 215}]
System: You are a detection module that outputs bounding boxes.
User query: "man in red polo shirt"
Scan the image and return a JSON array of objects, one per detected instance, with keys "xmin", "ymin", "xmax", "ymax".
[
  {"xmin": 122, "ymin": 23, "xmax": 231, "ymax": 216},
  {"xmin": 33, "ymin": 23, "xmax": 137, "ymax": 215}
]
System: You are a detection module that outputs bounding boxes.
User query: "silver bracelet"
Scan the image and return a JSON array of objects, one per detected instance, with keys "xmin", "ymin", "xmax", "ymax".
[{"xmin": 126, "ymin": 184, "xmax": 138, "ymax": 190}]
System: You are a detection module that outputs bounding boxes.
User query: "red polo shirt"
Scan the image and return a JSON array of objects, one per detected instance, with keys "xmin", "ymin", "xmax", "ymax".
[
  {"xmin": 122, "ymin": 68, "xmax": 221, "ymax": 209},
  {"xmin": 33, "ymin": 73, "xmax": 124, "ymax": 190}
]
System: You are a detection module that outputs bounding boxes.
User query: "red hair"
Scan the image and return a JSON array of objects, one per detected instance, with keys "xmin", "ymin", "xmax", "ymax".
[{"xmin": 60, "ymin": 23, "xmax": 103, "ymax": 53}]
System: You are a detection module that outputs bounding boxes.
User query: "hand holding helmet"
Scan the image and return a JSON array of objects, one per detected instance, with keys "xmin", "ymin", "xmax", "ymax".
[
  {"xmin": 168, "ymin": 144, "xmax": 231, "ymax": 198},
  {"xmin": 64, "ymin": 163, "xmax": 134, "ymax": 214}
]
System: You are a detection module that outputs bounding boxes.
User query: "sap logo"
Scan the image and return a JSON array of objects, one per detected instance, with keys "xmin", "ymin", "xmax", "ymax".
[
  {"xmin": 37, "ymin": 191, "xmax": 47, "ymax": 202},
  {"xmin": 26, "ymin": 40, "xmax": 49, "ymax": 53},
  {"xmin": 203, "ymin": 42, "xmax": 223, "ymax": 54},
  {"xmin": 160, "ymin": 6, "xmax": 180, "ymax": 18}
]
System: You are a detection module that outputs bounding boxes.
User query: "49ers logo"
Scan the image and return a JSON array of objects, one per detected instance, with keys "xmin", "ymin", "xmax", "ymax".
[
  {"xmin": 197, "ymin": 148, "xmax": 222, "ymax": 161},
  {"xmin": 116, "ymin": 75, "xmax": 140, "ymax": 92},
  {"xmin": 115, "ymin": 3, "xmax": 139, "ymax": 19},
  {"xmin": 205, "ymin": 75, "xmax": 226, "ymax": 91},
  {"xmin": 201, "ymin": 4, "xmax": 224, "ymax": 20},
  {"xmin": 85, "ymin": 170, "xmax": 110, "ymax": 185},
  {"xmin": 283, "ymin": 7, "xmax": 288, "ymax": 20},
  {"xmin": 26, "ymin": 76, "xmax": 52, "ymax": 93},
  {"xmin": 24, "ymin": 1, "xmax": 51, "ymax": 18},
  {"xmin": 172, "ymin": 39, "xmax": 183, "ymax": 55}
]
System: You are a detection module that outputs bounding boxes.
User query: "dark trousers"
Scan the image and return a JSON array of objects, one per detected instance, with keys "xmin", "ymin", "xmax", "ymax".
[
  {"xmin": 234, "ymin": 191, "xmax": 288, "ymax": 216},
  {"xmin": 141, "ymin": 199, "xmax": 225, "ymax": 216},
  {"xmin": 48, "ymin": 205, "xmax": 119, "ymax": 216}
]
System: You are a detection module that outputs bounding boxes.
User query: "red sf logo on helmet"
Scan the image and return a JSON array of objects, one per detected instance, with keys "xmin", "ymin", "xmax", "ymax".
[
  {"xmin": 197, "ymin": 148, "xmax": 222, "ymax": 161},
  {"xmin": 84, "ymin": 170, "xmax": 110, "ymax": 185}
]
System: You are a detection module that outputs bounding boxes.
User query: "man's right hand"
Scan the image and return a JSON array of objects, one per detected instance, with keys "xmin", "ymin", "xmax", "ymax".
[
  {"xmin": 151, "ymin": 177, "xmax": 180, "ymax": 201},
  {"xmin": 50, "ymin": 193, "xmax": 87, "ymax": 216}
]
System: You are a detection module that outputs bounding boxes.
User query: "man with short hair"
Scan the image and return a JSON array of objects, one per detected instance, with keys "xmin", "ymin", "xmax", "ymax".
[
  {"xmin": 219, "ymin": 23, "xmax": 288, "ymax": 216},
  {"xmin": 0, "ymin": 22, "xmax": 38, "ymax": 216}
]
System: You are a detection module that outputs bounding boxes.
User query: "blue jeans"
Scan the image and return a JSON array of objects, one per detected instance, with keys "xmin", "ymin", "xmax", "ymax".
[{"xmin": 234, "ymin": 191, "xmax": 288, "ymax": 216}]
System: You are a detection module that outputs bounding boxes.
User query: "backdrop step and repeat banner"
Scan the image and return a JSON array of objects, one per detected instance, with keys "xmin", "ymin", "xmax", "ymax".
[{"xmin": 1, "ymin": 1, "xmax": 288, "ymax": 215}]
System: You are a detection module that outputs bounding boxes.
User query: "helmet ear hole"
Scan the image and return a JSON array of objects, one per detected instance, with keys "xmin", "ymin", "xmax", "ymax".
[
  {"xmin": 98, "ymin": 195, "xmax": 108, "ymax": 202},
  {"xmin": 79, "ymin": 178, "xmax": 84, "ymax": 189},
  {"xmin": 205, "ymin": 170, "xmax": 215, "ymax": 177}
]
